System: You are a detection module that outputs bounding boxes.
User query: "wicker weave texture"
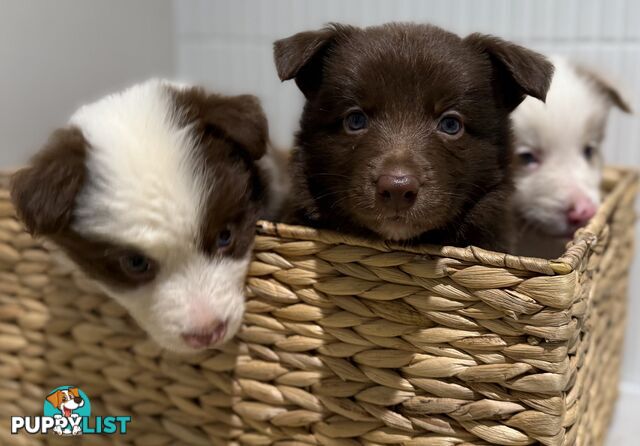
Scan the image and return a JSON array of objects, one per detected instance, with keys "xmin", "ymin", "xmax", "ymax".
[{"xmin": 0, "ymin": 167, "xmax": 637, "ymax": 446}]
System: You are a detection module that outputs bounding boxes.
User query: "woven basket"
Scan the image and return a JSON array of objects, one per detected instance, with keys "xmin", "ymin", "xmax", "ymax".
[{"xmin": 0, "ymin": 166, "xmax": 637, "ymax": 446}]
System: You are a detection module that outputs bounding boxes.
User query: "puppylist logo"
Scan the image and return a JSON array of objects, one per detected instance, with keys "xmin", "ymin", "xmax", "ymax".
[{"xmin": 11, "ymin": 386, "xmax": 131, "ymax": 436}]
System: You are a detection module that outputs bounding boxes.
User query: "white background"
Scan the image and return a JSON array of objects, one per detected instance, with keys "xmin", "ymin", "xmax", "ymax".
[
  {"xmin": 1, "ymin": 1, "xmax": 638, "ymax": 442},
  {"xmin": 0, "ymin": 0, "xmax": 174, "ymax": 168}
]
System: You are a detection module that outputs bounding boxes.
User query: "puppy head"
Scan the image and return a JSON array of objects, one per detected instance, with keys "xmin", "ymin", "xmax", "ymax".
[
  {"xmin": 46, "ymin": 388, "xmax": 82, "ymax": 411},
  {"xmin": 275, "ymin": 23, "xmax": 553, "ymax": 240},
  {"xmin": 511, "ymin": 56, "xmax": 631, "ymax": 238},
  {"xmin": 11, "ymin": 80, "xmax": 268, "ymax": 352}
]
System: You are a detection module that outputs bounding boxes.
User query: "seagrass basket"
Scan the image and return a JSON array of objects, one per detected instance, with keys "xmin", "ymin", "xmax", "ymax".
[{"xmin": 0, "ymin": 166, "xmax": 637, "ymax": 446}]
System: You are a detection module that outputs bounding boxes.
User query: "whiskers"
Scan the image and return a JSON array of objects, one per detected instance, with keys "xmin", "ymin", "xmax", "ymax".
[{"xmin": 308, "ymin": 172, "xmax": 354, "ymax": 181}]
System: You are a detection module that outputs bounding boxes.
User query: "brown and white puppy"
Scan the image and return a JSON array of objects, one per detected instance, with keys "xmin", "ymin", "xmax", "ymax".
[
  {"xmin": 511, "ymin": 56, "xmax": 631, "ymax": 257},
  {"xmin": 274, "ymin": 23, "xmax": 554, "ymax": 251},
  {"xmin": 46, "ymin": 388, "xmax": 84, "ymax": 435},
  {"xmin": 11, "ymin": 80, "xmax": 271, "ymax": 352}
]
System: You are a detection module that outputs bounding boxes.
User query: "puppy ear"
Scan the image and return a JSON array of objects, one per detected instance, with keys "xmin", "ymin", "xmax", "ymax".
[
  {"xmin": 205, "ymin": 94, "xmax": 269, "ymax": 160},
  {"xmin": 574, "ymin": 64, "xmax": 632, "ymax": 113},
  {"xmin": 69, "ymin": 388, "xmax": 80, "ymax": 398},
  {"xmin": 274, "ymin": 24, "xmax": 352, "ymax": 97},
  {"xmin": 10, "ymin": 127, "xmax": 87, "ymax": 236},
  {"xmin": 46, "ymin": 391, "xmax": 62, "ymax": 409},
  {"xmin": 464, "ymin": 33, "xmax": 554, "ymax": 111}
]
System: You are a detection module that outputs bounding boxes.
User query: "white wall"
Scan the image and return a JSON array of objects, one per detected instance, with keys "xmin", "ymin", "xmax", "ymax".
[
  {"xmin": 0, "ymin": 0, "xmax": 175, "ymax": 167},
  {"xmin": 173, "ymin": 0, "xmax": 640, "ymax": 387}
]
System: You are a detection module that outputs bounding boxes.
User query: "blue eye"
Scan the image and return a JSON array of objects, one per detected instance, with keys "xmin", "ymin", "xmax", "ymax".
[
  {"xmin": 217, "ymin": 229, "xmax": 232, "ymax": 248},
  {"xmin": 123, "ymin": 255, "xmax": 149, "ymax": 273},
  {"xmin": 344, "ymin": 111, "xmax": 368, "ymax": 133},
  {"xmin": 119, "ymin": 252, "xmax": 156, "ymax": 281},
  {"xmin": 518, "ymin": 151, "xmax": 540, "ymax": 166},
  {"xmin": 438, "ymin": 115, "xmax": 463, "ymax": 135}
]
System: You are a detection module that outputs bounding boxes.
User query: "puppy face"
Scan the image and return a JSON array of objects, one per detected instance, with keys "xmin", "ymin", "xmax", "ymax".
[
  {"xmin": 46, "ymin": 388, "xmax": 83, "ymax": 414},
  {"xmin": 275, "ymin": 23, "xmax": 553, "ymax": 243},
  {"xmin": 11, "ymin": 80, "xmax": 269, "ymax": 352},
  {"xmin": 511, "ymin": 57, "xmax": 631, "ymax": 238}
]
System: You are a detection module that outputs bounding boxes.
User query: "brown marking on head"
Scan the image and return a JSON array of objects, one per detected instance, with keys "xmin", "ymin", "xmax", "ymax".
[
  {"xmin": 11, "ymin": 127, "xmax": 87, "ymax": 236},
  {"xmin": 10, "ymin": 126, "xmax": 158, "ymax": 290},
  {"xmin": 46, "ymin": 388, "xmax": 82, "ymax": 411},
  {"xmin": 171, "ymin": 87, "xmax": 269, "ymax": 160},
  {"xmin": 168, "ymin": 86, "xmax": 269, "ymax": 259},
  {"xmin": 11, "ymin": 85, "xmax": 270, "ymax": 293},
  {"xmin": 275, "ymin": 23, "xmax": 553, "ymax": 250}
]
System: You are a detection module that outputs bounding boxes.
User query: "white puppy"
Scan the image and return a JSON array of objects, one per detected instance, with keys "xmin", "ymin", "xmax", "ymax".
[
  {"xmin": 511, "ymin": 56, "xmax": 631, "ymax": 258},
  {"xmin": 11, "ymin": 80, "xmax": 281, "ymax": 352}
]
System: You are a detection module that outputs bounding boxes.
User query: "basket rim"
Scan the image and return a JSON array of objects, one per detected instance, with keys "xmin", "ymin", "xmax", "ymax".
[
  {"xmin": 257, "ymin": 166, "xmax": 639, "ymax": 276},
  {"xmin": 2, "ymin": 166, "xmax": 637, "ymax": 275}
]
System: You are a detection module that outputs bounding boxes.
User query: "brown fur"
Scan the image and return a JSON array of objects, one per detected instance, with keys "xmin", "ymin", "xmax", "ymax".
[
  {"xmin": 170, "ymin": 88, "xmax": 269, "ymax": 160},
  {"xmin": 275, "ymin": 23, "xmax": 554, "ymax": 251},
  {"xmin": 10, "ymin": 87, "xmax": 269, "ymax": 290},
  {"xmin": 46, "ymin": 388, "xmax": 82, "ymax": 409},
  {"xmin": 10, "ymin": 127, "xmax": 155, "ymax": 289},
  {"xmin": 169, "ymin": 87, "xmax": 268, "ymax": 259},
  {"xmin": 11, "ymin": 127, "xmax": 87, "ymax": 235}
]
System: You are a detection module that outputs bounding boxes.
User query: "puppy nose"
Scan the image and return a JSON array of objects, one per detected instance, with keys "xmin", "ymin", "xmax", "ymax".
[
  {"xmin": 376, "ymin": 174, "xmax": 420, "ymax": 210},
  {"xmin": 181, "ymin": 320, "xmax": 227, "ymax": 349},
  {"xmin": 567, "ymin": 197, "xmax": 597, "ymax": 227}
]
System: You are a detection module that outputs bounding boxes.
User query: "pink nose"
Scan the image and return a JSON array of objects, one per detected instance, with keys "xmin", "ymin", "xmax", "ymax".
[
  {"xmin": 567, "ymin": 197, "xmax": 597, "ymax": 227},
  {"xmin": 181, "ymin": 320, "xmax": 227, "ymax": 349}
]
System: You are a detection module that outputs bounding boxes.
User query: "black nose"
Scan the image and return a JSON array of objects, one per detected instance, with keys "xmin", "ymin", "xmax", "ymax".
[
  {"xmin": 376, "ymin": 174, "xmax": 420, "ymax": 211},
  {"xmin": 74, "ymin": 397, "xmax": 82, "ymax": 404}
]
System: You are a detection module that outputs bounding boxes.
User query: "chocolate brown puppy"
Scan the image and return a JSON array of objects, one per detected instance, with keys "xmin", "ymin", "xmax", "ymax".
[{"xmin": 274, "ymin": 23, "xmax": 553, "ymax": 251}]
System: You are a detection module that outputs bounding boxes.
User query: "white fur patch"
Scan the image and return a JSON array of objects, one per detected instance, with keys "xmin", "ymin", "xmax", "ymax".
[
  {"xmin": 120, "ymin": 254, "xmax": 249, "ymax": 352},
  {"xmin": 70, "ymin": 80, "xmax": 204, "ymax": 253},
  {"xmin": 68, "ymin": 80, "xmax": 248, "ymax": 352},
  {"xmin": 511, "ymin": 56, "xmax": 612, "ymax": 257}
]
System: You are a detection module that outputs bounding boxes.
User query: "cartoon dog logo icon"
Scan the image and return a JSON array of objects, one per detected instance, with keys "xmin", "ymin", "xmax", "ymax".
[{"xmin": 45, "ymin": 387, "xmax": 85, "ymax": 435}]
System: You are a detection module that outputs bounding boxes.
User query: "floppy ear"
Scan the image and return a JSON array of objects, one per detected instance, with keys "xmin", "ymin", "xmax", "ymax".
[
  {"xmin": 205, "ymin": 94, "xmax": 268, "ymax": 160},
  {"xmin": 273, "ymin": 24, "xmax": 351, "ymax": 97},
  {"xmin": 10, "ymin": 127, "xmax": 87, "ymax": 236},
  {"xmin": 68, "ymin": 388, "xmax": 80, "ymax": 398},
  {"xmin": 464, "ymin": 33, "xmax": 554, "ymax": 111},
  {"xmin": 575, "ymin": 64, "xmax": 632, "ymax": 113},
  {"xmin": 46, "ymin": 391, "xmax": 62, "ymax": 409}
]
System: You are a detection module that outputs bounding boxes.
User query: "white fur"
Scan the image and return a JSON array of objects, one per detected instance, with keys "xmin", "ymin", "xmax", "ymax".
[
  {"xmin": 68, "ymin": 80, "xmax": 247, "ymax": 352},
  {"xmin": 511, "ymin": 56, "xmax": 618, "ymax": 258},
  {"xmin": 52, "ymin": 390, "xmax": 84, "ymax": 435}
]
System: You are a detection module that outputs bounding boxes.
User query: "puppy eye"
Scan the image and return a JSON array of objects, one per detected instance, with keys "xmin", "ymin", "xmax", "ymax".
[
  {"xmin": 217, "ymin": 229, "xmax": 233, "ymax": 249},
  {"xmin": 518, "ymin": 151, "xmax": 540, "ymax": 167},
  {"xmin": 437, "ymin": 115, "xmax": 463, "ymax": 136},
  {"xmin": 583, "ymin": 145, "xmax": 596, "ymax": 161},
  {"xmin": 344, "ymin": 111, "xmax": 368, "ymax": 133},
  {"xmin": 119, "ymin": 252, "xmax": 155, "ymax": 279}
]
